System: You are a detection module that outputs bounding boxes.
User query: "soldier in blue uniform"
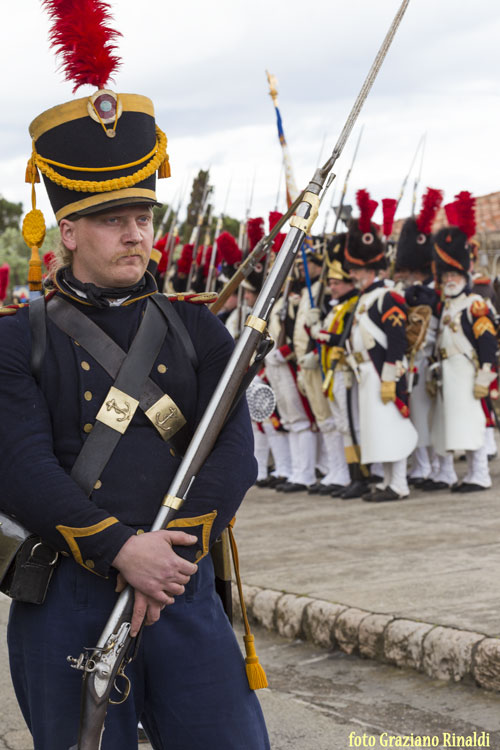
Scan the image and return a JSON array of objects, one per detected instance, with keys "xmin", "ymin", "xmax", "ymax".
[{"xmin": 0, "ymin": 5, "xmax": 269, "ymax": 750}]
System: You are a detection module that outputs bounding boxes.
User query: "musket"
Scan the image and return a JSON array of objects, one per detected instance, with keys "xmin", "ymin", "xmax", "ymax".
[
  {"xmin": 410, "ymin": 132, "xmax": 426, "ymax": 217},
  {"xmin": 68, "ymin": 3, "xmax": 410, "ymax": 745},
  {"xmin": 186, "ymin": 178, "xmax": 212, "ymax": 291},
  {"xmin": 209, "ymin": 190, "xmax": 305, "ymax": 315},
  {"xmin": 161, "ymin": 183, "xmax": 188, "ymax": 293},
  {"xmin": 313, "ymin": 124, "xmax": 364, "ymax": 312},
  {"xmin": 236, "ymin": 171, "xmax": 257, "ymax": 334},
  {"xmin": 206, "ymin": 179, "xmax": 232, "ymax": 292},
  {"xmin": 396, "ymin": 132, "xmax": 426, "ymax": 212}
]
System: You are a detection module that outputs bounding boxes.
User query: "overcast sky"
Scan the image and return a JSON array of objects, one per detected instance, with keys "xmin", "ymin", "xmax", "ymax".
[{"xmin": 1, "ymin": 0, "xmax": 499, "ymax": 233}]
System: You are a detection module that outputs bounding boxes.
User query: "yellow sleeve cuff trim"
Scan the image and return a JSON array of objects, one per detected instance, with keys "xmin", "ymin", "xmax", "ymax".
[
  {"xmin": 167, "ymin": 511, "xmax": 217, "ymax": 562},
  {"xmin": 56, "ymin": 517, "xmax": 120, "ymax": 573}
]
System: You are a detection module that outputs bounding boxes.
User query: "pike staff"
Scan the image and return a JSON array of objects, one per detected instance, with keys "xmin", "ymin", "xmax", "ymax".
[{"xmin": 69, "ymin": 2, "xmax": 411, "ymax": 746}]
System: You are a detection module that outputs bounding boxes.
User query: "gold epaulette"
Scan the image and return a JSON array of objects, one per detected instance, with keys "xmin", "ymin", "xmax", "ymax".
[
  {"xmin": 470, "ymin": 299, "xmax": 490, "ymax": 319},
  {"xmin": 167, "ymin": 292, "xmax": 218, "ymax": 305},
  {"xmin": 0, "ymin": 304, "xmax": 27, "ymax": 316}
]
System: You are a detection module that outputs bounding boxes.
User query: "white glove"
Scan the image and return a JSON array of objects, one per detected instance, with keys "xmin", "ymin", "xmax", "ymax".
[
  {"xmin": 304, "ymin": 307, "xmax": 321, "ymax": 328},
  {"xmin": 474, "ymin": 365, "xmax": 496, "ymax": 399},
  {"xmin": 296, "ymin": 369, "xmax": 307, "ymax": 396}
]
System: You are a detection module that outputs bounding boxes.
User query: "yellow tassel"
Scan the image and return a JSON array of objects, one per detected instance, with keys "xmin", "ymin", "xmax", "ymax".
[
  {"xmin": 158, "ymin": 155, "xmax": 171, "ymax": 179},
  {"xmin": 227, "ymin": 519, "xmax": 268, "ymax": 690},
  {"xmin": 28, "ymin": 247, "xmax": 42, "ymax": 291},
  {"xmin": 25, "ymin": 159, "xmax": 40, "ymax": 184},
  {"xmin": 244, "ymin": 634, "xmax": 268, "ymax": 689}
]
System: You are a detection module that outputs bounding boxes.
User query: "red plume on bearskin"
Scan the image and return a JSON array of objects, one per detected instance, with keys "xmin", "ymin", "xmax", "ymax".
[
  {"xmin": 356, "ymin": 189, "xmax": 378, "ymax": 234},
  {"xmin": 454, "ymin": 191, "xmax": 476, "ymax": 239},
  {"xmin": 177, "ymin": 244, "xmax": 194, "ymax": 275},
  {"xmin": 381, "ymin": 199, "xmax": 397, "ymax": 237},
  {"xmin": 269, "ymin": 211, "xmax": 283, "ymax": 232},
  {"xmin": 247, "ymin": 218, "xmax": 265, "ymax": 251},
  {"xmin": 0, "ymin": 264, "xmax": 10, "ymax": 300},
  {"xmin": 416, "ymin": 188, "xmax": 443, "ymax": 235},
  {"xmin": 42, "ymin": 0, "xmax": 122, "ymax": 93},
  {"xmin": 217, "ymin": 231, "xmax": 242, "ymax": 265},
  {"xmin": 444, "ymin": 202, "xmax": 459, "ymax": 227}
]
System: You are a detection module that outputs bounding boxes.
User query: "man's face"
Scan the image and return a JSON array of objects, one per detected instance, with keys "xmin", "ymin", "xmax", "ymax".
[
  {"xmin": 351, "ymin": 267, "xmax": 376, "ymax": 291},
  {"xmin": 60, "ymin": 205, "xmax": 154, "ymax": 288},
  {"xmin": 328, "ymin": 278, "xmax": 354, "ymax": 299},
  {"xmin": 442, "ymin": 271, "xmax": 466, "ymax": 297}
]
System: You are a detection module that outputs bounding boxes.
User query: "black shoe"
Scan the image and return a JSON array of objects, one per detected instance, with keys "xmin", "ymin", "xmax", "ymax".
[
  {"xmin": 488, "ymin": 453, "xmax": 497, "ymax": 462},
  {"xmin": 367, "ymin": 474, "xmax": 384, "ymax": 484},
  {"xmin": 330, "ymin": 485, "xmax": 348, "ymax": 497},
  {"xmin": 419, "ymin": 479, "xmax": 451, "ymax": 491},
  {"xmin": 307, "ymin": 482, "xmax": 322, "ymax": 495},
  {"xmin": 274, "ymin": 481, "xmax": 290, "ymax": 492},
  {"xmin": 268, "ymin": 475, "xmax": 287, "ymax": 488},
  {"xmin": 340, "ymin": 480, "xmax": 368, "ymax": 499},
  {"xmin": 408, "ymin": 477, "xmax": 427, "ymax": 487},
  {"xmin": 456, "ymin": 482, "xmax": 487, "ymax": 493},
  {"xmin": 255, "ymin": 478, "xmax": 270, "ymax": 488},
  {"xmin": 363, "ymin": 487, "xmax": 406, "ymax": 502},
  {"xmin": 282, "ymin": 482, "xmax": 308, "ymax": 493},
  {"xmin": 319, "ymin": 483, "xmax": 341, "ymax": 495}
]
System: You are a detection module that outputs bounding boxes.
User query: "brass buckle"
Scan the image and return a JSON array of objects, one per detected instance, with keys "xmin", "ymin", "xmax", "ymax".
[
  {"xmin": 96, "ymin": 386, "xmax": 139, "ymax": 434},
  {"xmin": 354, "ymin": 352, "xmax": 365, "ymax": 364},
  {"xmin": 439, "ymin": 348, "xmax": 448, "ymax": 360},
  {"xmin": 145, "ymin": 394, "xmax": 186, "ymax": 441}
]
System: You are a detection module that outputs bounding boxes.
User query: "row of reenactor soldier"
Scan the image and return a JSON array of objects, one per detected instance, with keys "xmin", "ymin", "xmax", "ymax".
[{"xmin": 158, "ymin": 187, "xmax": 499, "ymax": 501}]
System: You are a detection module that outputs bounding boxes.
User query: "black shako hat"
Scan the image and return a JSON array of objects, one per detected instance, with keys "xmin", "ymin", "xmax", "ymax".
[{"xmin": 29, "ymin": 92, "xmax": 166, "ymax": 223}]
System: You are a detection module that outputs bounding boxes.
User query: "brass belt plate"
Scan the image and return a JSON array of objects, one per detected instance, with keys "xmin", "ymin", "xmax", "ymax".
[
  {"xmin": 145, "ymin": 393, "xmax": 186, "ymax": 441},
  {"xmin": 96, "ymin": 386, "xmax": 139, "ymax": 434}
]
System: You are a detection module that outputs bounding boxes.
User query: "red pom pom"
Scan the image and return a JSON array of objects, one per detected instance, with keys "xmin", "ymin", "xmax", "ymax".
[
  {"xmin": 416, "ymin": 188, "xmax": 443, "ymax": 235},
  {"xmin": 177, "ymin": 244, "xmax": 194, "ymax": 275},
  {"xmin": 0, "ymin": 264, "xmax": 10, "ymax": 300},
  {"xmin": 269, "ymin": 211, "xmax": 283, "ymax": 231},
  {"xmin": 381, "ymin": 198, "xmax": 397, "ymax": 237},
  {"xmin": 247, "ymin": 217, "xmax": 265, "ymax": 251},
  {"xmin": 217, "ymin": 231, "xmax": 242, "ymax": 265},
  {"xmin": 43, "ymin": 252, "xmax": 56, "ymax": 271},
  {"xmin": 356, "ymin": 189, "xmax": 378, "ymax": 234},
  {"xmin": 454, "ymin": 191, "xmax": 476, "ymax": 239},
  {"xmin": 43, "ymin": 0, "xmax": 122, "ymax": 92}
]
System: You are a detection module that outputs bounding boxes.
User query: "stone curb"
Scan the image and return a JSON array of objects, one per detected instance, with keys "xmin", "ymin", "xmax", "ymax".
[{"xmin": 232, "ymin": 583, "xmax": 500, "ymax": 692}]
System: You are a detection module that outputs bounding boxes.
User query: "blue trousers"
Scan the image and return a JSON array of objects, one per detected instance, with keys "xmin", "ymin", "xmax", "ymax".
[{"xmin": 7, "ymin": 555, "xmax": 269, "ymax": 750}]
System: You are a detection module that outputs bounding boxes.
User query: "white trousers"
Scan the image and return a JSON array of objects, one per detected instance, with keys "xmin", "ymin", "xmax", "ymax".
[{"xmin": 288, "ymin": 430, "xmax": 317, "ymax": 486}]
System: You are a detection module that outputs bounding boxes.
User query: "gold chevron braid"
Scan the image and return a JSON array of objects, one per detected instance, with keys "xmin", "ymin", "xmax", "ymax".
[{"xmin": 33, "ymin": 127, "xmax": 168, "ymax": 193}]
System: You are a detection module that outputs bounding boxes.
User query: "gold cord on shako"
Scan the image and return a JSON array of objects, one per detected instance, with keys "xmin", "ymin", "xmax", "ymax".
[{"xmin": 22, "ymin": 0, "xmax": 171, "ymax": 293}]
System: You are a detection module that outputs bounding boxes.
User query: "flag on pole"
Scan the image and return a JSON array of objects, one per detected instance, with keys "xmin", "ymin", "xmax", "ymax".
[{"xmin": 266, "ymin": 71, "xmax": 299, "ymax": 207}]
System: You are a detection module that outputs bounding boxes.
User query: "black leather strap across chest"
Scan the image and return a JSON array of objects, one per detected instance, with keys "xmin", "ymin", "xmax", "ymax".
[{"xmin": 34, "ymin": 294, "xmax": 193, "ymax": 497}]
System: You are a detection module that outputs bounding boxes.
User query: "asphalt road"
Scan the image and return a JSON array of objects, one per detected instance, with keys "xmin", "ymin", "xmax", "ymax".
[{"xmin": 1, "ymin": 599, "xmax": 499, "ymax": 750}]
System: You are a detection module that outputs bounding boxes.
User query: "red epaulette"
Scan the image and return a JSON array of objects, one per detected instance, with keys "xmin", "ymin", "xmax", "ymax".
[
  {"xmin": 166, "ymin": 292, "xmax": 218, "ymax": 305},
  {"xmin": 389, "ymin": 290, "xmax": 406, "ymax": 306},
  {"xmin": 470, "ymin": 299, "xmax": 490, "ymax": 318}
]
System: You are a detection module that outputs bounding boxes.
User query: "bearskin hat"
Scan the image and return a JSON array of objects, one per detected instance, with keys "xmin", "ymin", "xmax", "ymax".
[
  {"xmin": 433, "ymin": 191, "xmax": 476, "ymax": 279},
  {"xmin": 345, "ymin": 190, "xmax": 385, "ymax": 271},
  {"xmin": 395, "ymin": 188, "xmax": 443, "ymax": 273}
]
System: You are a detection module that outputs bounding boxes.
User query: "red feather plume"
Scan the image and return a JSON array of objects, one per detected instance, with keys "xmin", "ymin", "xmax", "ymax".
[
  {"xmin": 247, "ymin": 218, "xmax": 265, "ymax": 251},
  {"xmin": 356, "ymin": 189, "xmax": 378, "ymax": 234},
  {"xmin": 0, "ymin": 264, "xmax": 10, "ymax": 300},
  {"xmin": 416, "ymin": 187, "xmax": 443, "ymax": 235},
  {"xmin": 269, "ymin": 211, "xmax": 283, "ymax": 232},
  {"xmin": 381, "ymin": 198, "xmax": 397, "ymax": 237},
  {"xmin": 454, "ymin": 191, "xmax": 476, "ymax": 239},
  {"xmin": 217, "ymin": 231, "xmax": 242, "ymax": 265},
  {"xmin": 42, "ymin": 0, "xmax": 122, "ymax": 93}
]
